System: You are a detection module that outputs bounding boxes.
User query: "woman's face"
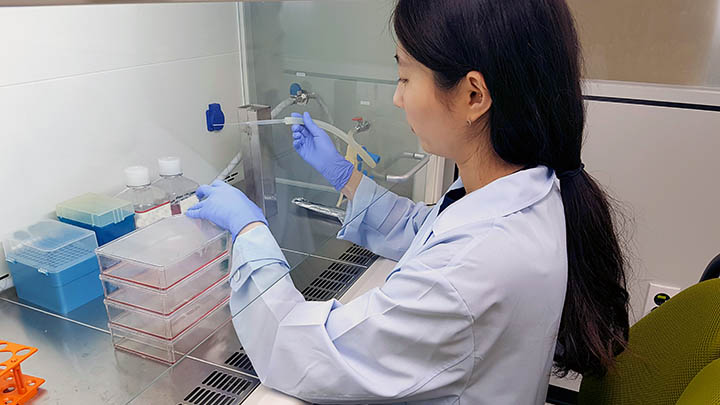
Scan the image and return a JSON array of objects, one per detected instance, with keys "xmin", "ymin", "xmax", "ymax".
[{"xmin": 393, "ymin": 47, "xmax": 470, "ymax": 159}]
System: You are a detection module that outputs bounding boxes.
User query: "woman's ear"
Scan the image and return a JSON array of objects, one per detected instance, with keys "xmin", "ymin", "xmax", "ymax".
[{"xmin": 463, "ymin": 71, "xmax": 492, "ymax": 123}]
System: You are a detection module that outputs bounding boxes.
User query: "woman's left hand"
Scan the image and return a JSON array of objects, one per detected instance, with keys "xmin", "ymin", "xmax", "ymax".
[{"xmin": 186, "ymin": 180, "xmax": 267, "ymax": 239}]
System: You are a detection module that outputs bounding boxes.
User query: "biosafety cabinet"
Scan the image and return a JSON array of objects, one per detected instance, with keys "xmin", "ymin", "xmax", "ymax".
[
  {"xmin": 0, "ymin": 1, "xmax": 451, "ymax": 404},
  {"xmin": 5, "ymin": 0, "xmax": 720, "ymax": 403}
]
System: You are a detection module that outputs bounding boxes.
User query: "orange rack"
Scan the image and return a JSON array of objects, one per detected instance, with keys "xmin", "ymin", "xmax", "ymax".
[{"xmin": 1, "ymin": 341, "xmax": 45, "ymax": 405}]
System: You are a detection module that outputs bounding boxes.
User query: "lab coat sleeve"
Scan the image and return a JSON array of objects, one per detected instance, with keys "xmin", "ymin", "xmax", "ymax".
[
  {"xmin": 230, "ymin": 225, "xmax": 475, "ymax": 404},
  {"xmin": 337, "ymin": 175, "xmax": 435, "ymax": 261}
]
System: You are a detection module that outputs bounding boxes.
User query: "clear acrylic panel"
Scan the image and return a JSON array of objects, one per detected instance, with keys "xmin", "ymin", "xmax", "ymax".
[{"xmin": 124, "ymin": 1, "xmax": 431, "ymax": 403}]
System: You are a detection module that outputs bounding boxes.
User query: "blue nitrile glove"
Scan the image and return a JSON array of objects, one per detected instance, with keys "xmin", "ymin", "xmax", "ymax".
[
  {"xmin": 186, "ymin": 180, "xmax": 267, "ymax": 240},
  {"xmin": 291, "ymin": 112, "xmax": 354, "ymax": 191}
]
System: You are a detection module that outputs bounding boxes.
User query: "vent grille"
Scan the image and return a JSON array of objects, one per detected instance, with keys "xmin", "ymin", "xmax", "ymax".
[
  {"xmin": 301, "ymin": 258, "xmax": 367, "ymax": 302},
  {"xmin": 224, "ymin": 350, "xmax": 256, "ymax": 376},
  {"xmin": 300, "ymin": 285, "xmax": 337, "ymax": 302},
  {"xmin": 337, "ymin": 245, "xmax": 377, "ymax": 266},
  {"xmin": 180, "ymin": 370, "xmax": 258, "ymax": 405},
  {"xmin": 224, "ymin": 171, "xmax": 240, "ymax": 185}
]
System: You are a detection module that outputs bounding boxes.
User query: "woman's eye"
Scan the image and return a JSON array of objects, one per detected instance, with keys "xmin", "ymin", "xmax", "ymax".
[{"xmin": 397, "ymin": 78, "xmax": 408, "ymax": 84}]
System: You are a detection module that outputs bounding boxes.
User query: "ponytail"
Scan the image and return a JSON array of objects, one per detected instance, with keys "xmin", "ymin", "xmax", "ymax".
[{"xmin": 554, "ymin": 170, "xmax": 630, "ymax": 376}]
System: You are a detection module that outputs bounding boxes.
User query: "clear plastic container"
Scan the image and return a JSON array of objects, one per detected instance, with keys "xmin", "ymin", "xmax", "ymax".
[
  {"xmin": 105, "ymin": 274, "xmax": 230, "ymax": 339},
  {"xmin": 153, "ymin": 157, "xmax": 200, "ymax": 216},
  {"xmin": 95, "ymin": 215, "xmax": 230, "ymax": 289},
  {"xmin": 110, "ymin": 299, "xmax": 230, "ymax": 364},
  {"xmin": 101, "ymin": 252, "xmax": 230, "ymax": 315},
  {"xmin": 2, "ymin": 220, "xmax": 102, "ymax": 313},
  {"xmin": 56, "ymin": 193, "xmax": 135, "ymax": 246},
  {"xmin": 117, "ymin": 166, "xmax": 172, "ymax": 228}
]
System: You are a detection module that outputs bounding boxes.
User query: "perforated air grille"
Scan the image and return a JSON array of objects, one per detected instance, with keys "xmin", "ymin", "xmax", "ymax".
[
  {"xmin": 300, "ymin": 256, "xmax": 368, "ymax": 301},
  {"xmin": 180, "ymin": 370, "xmax": 258, "ymax": 405},
  {"xmin": 224, "ymin": 350, "xmax": 255, "ymax": 376},
  {"xmin": 337, "ymin": 245, "xmax": 377, "ymax": 266},
  {"xmin": 224, "ymin": 171, "xmax": 240, "ymax": 185},
  {"xmin": 300, "ymin": 285, "xmax": 337, "ymax": 302}
]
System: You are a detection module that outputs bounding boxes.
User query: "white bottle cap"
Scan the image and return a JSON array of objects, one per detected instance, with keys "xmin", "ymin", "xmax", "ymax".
[
  {"xmin": 158, "ymin": 156, "xmax": 182, "ymax": 176},
  {"xmin": 125, "ymin": 166, "xmax": 150, "ymax": 187}
]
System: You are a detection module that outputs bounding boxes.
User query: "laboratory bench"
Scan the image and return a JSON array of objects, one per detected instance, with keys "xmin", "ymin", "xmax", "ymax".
[
  {"xmin": 0, "ymin": 247, "xmax": 398, "ymax": 405},
  {"xmin": 0, "ymin": 171, "xmax": 398, "ymax": 404}
]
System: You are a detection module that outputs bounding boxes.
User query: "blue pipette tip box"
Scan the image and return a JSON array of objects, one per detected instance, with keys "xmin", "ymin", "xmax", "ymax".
[
  {"xmin": 3, "ymin": 220, "xmax": 103, "ymax": 314},
  {"xmin": 56, "ymin": 193, "xmax": 135, "ymax": 246}
]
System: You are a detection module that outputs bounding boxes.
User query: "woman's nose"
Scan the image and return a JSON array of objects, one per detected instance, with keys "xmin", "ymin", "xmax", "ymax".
[{"xmin": 393, "ymin": 86, "xmax": 404, "ymax": 109}]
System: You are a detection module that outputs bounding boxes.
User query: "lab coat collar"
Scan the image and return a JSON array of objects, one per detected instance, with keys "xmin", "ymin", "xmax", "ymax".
[{"xmin": 432, "ymin": 165, "xmax": 557, "ymax": 235}]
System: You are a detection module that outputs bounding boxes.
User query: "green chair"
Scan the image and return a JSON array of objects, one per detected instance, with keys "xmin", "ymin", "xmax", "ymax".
[
  {"xmin": 675, "ymin": 357, "xmax": 720, "ymax": 404},
  {"xmin": 577, "ymin": 278, "xmax": 720, "ymax": 405}
]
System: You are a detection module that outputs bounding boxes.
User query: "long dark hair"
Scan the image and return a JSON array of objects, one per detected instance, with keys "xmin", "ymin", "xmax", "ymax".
[{"xmin": 393, "ymin": 0, "xmax": 630, "ymax": 377}]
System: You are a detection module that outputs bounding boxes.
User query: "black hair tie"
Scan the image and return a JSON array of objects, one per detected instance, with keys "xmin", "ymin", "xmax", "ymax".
[{"xmin": 557, "ymin": 163, "xmax": 585, "ymax": 180}]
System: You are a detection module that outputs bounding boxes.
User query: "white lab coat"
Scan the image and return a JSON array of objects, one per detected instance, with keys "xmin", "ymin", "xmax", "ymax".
[{"xmin": 229, "ymin": 165, "xmax": 568, "ymax": 404}]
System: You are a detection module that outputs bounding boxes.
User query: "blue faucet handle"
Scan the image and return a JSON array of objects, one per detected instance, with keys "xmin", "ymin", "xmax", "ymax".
[{"xmin": 357, "ymin": 146, "xmax": 381, "ymax": 165}]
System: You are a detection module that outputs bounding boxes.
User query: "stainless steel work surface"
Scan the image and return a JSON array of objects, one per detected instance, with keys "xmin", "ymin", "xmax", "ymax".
[
  {"xmin": 1, "ymin": 287, "xmax": 109, "ymax": 331},
  {"xmin": 0, "ymin": 211, "xmax": 380, "ymax": 404},
  {"xmin": 0, "ymin": 299, "xmax": 169, "ymax": 404},
  {"xmin": 0, "ymin": 249, "xmax": 313, "ymax": 405}
]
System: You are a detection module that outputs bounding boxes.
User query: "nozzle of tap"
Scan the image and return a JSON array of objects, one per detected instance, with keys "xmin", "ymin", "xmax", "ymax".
[{"xmin": 352, "ymin": 116, "xmax": 371, "ymax": 133}]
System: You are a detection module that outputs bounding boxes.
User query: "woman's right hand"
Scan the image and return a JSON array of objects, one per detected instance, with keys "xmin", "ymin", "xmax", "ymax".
[{"xmin": 291, "ymin": 112, "xmax": 355, "ymax": 191}]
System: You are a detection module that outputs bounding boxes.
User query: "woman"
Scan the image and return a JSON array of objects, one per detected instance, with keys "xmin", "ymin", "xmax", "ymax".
[{"xmin": 187, "ymin": 0, "xmax": 630, "ymax": 403}]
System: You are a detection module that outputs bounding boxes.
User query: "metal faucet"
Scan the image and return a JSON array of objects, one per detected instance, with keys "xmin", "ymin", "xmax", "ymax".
[
  {"xmin": 352, "ymin": 116, "xmax": 371, "ymax": 133},
  {"xmin": 291, "ymin": 88, "xmax": 325, "ymax": 106},
  {"xmin": 291, "ymin": 89, "xmax": 311, "ymax": 105}
]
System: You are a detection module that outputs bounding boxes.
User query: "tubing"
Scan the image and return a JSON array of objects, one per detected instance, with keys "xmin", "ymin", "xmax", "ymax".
[
  {"xmin": 215, "ymin": 110, "xmax": 371, "ymax": 182},
  {"xmin": 216, "ymin": 153, "xmax": 243, "ymax": 182},
  {"xmin": 271, "ymin": 98, "xmax": 295, "ymax": 120},
  {"xmin": 281, "ymin": 117, "xmax": 375, "ymax": 168},
  {"xmin": 217, "ymin": 94, "xmax": 336, "ymax": 181}
]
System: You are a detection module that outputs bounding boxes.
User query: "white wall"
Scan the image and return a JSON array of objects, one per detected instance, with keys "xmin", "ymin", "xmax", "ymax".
[
  {"xmin": 582, "ymin": 82, "xmax": 720, "ymax": 323},
  {"xmin": 0, "ymin": 3, "xmax": 245, "ymax": 278},
  {"xmin": 550, "ymin": 81, "xmax": 720, "ymax": 392}
]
